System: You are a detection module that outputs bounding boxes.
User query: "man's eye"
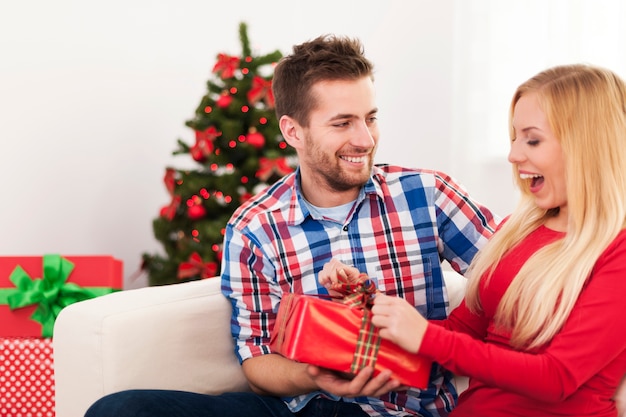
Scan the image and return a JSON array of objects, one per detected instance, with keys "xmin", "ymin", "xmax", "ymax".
[{"xmin": 333, "ymin": 122, "xmax": 349, "ymax": 127}]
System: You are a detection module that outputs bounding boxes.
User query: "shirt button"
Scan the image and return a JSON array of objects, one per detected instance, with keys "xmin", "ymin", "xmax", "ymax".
[{"xmin": 343, "ymin": 225, "xmax": 348, "ymax": 231}]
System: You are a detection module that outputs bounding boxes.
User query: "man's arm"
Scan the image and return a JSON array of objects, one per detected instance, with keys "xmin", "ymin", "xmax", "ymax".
[
  {"xmin": 223, "ymin": 225, "xmax": 402, "ymax": 399},
  {"xmin": 242, "ymin": 353, "xmax": 402, "ymax": 398},
  {"xmin": 433, "ymin": 171, "xmax": 499, "ymax": 273},
  {"xmin": 242, "ymin": 354, "xmax": 315, "ymax": 396}
]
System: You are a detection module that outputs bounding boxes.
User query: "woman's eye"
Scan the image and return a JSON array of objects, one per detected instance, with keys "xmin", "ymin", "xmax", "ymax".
[{"xmin": 527, "ymin": 139, "xmax": 540, "ymax": 146}]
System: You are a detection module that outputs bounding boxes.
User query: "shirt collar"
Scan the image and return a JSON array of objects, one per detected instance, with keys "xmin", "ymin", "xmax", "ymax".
[{"xmin": 288, "ymin": 166, "xmax": 385, "ymax": 226}]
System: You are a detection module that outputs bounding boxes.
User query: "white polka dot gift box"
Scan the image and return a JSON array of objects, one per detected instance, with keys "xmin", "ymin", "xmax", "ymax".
[
  {"xmin": 0, "ymin": 337, "xmax": 55, "ymax": 417},
  {"xmin": 0, "ymin": 255, "xmax": 123, "ymax": 417}
]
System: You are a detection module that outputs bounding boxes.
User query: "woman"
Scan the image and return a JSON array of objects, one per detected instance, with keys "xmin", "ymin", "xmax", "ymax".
[{"xmin": 323, "ymin": 64, "xmax": 626, "ymax": 416}]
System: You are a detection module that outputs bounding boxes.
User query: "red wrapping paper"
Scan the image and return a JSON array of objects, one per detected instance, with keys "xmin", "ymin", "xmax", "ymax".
[
  {"xmin": 0, "ymin": 255, "xmax": 123, "ymax": 337},
  {"xmin": 270, "ymin": 293, "xmax": 432, "ymax": 388},
  {"xmin": 0, "ymin": 337, "xmax": 55, "ymax": 417}
]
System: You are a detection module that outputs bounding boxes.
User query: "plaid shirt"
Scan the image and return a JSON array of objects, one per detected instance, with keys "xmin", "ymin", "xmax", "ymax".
[{"xmin": 221, "ymin": 164, "xmax": 498, "ymax": 417}]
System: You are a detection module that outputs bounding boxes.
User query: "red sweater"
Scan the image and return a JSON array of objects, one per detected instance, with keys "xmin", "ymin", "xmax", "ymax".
[{"xmin": 420, "ymin": 225, "xmax": 626, "ymax": 416}]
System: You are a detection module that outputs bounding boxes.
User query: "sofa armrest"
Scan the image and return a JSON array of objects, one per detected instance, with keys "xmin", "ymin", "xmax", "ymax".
[
  {"xmin": 443, "ymin": 269, "xmax": 466, "ymax": 311},
  {"xmin": 442, "ymin": 270, "xmax": 469, "ymax": 393},
  {"xmin": 53, "ymin": 277, "xmax": 249, "ymax": 417}
]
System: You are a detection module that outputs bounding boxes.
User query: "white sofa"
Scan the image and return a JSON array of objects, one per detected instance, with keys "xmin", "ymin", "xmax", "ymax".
[{"xmin": 53, "ymin": 272, "xmax": 469, "ymax": 417}]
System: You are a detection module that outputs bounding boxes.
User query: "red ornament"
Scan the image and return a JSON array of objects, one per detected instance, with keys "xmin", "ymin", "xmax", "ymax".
[
  {"xmin": 190, "ymin": 145, "xmax": 206, "ymax": 162},
  {"xmin": 245, "ymin": 130, "xmax": 265, "ymax": 149},
  {"xmin": 160, "ymin": 168, "xmax": 181, "ymax": 220},
  {"xmin": 160, "ymin": 195, "xmax": 181, "ymax": 221},
  {"xmin": 187, "ymin": 204, "xmax": 206, "ymax": 220},
  {"xmin": 216, "ymin": 92, "xmax": 233, "ymax": 108},
  {"xmin": 239, "ymin": 192, "xmax": 253, "ymax": 203}
]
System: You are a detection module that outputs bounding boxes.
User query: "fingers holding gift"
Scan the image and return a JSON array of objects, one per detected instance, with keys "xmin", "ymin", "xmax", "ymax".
[
  {"xmin": 318, "ymin": 259, "xmax": 363, "ymax": 289},
  {"xmin": 371, "ymin": 294, "xmax": 428, "ymax": 354},
  {"xmin": 306, "ymin": 365, "xmax": 402, "ymax": 398}
]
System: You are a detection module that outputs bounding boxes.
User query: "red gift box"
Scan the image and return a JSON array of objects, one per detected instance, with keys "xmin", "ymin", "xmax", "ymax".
[
  {"xmin": 270, "ymin": 292, "xmax": 433, "ymax": 388},
  {"xmin": 0, "ymin": 337, "xmax": 55, "ymax": 417},
  {"xmin": 0, "ymin": 255, "xmax": 123, "ymax": 338}
]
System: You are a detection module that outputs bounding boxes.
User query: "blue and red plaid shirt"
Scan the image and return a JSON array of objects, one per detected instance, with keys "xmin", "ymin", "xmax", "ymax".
[{"xmin": 221, "ymin": 165, "xmax": 498, "ymax": 417}]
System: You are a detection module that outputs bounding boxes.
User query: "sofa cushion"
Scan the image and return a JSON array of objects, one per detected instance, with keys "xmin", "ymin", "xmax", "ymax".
[{"xmin": 54, "ymin": 277, "xmax": 249, "ymax": 417}]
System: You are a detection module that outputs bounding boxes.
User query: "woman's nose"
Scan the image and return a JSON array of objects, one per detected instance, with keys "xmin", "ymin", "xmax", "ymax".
[{"xmin": 508, "ymin": 140, "xmax": 524, "ymax": 164}]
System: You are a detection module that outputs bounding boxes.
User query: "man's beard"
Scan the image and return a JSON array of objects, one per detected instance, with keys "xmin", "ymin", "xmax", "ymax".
[{"xmin": 304, "ymin": 137, "xmax": 374, "ymax": 192}]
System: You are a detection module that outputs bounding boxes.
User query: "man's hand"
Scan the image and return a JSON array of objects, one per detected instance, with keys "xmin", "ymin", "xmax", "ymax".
[
  {"xmin": 243, "ymin": 354, "xmax": 405, "ymax": 398},
  {"xmin": 306, "ymin": 365, "xmax": 404, "ymax": 398},
  {"xmin": 319, "ymin": 259, "xmax": 364, "ymax": 298}
]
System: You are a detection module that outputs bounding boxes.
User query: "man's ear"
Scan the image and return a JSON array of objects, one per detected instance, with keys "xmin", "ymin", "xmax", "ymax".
[{"xmin": 279, "ymin": 115, "xmax": 304, "ymax": 150}]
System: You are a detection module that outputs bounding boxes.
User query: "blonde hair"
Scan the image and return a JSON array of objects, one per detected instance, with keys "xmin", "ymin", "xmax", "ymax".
[{"xmin": 465, "ymin": 64, "xmax": 626, "ymax": 349}]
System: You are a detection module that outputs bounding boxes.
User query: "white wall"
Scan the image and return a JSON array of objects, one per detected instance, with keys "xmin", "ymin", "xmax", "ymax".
[{"xmin": 0, "ymin": 0, "xmax": 530, "ymax": 287}]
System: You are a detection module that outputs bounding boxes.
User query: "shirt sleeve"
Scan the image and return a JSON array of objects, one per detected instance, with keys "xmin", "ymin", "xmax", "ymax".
[
  {"xmin": 419, "ymin": 233, "xmax": 626, "ymax": 403},
  {"xmin": 431, "ymin": 298, "xmax": 490, "ymax": 341},
  {"xmin": 432, "ymin": 171, "xmax": 499, "ymax": 274},
  {"xmin": 221, "ymin": 223, "xmax": 280, "ymax": 363}
]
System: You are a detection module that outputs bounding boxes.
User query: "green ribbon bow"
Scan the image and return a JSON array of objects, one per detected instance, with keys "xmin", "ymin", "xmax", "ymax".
[{"xmin": 0, "ymin": 254, "xmax": 117, "ymax": 337}]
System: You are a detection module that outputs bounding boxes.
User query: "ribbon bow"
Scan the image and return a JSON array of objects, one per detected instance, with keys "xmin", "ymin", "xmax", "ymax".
[
  {"xmin": 329, "ymin": 273, "xmax": 377, "ymax": 308},
  {"xmin": 177, "ymin": 252, "xmax": 218, "ymax": 280},
  {"xmin": 247, "ymin": 76, "xmax": 274, "ymax": 108},
  {"xmin": 256, "ymin": 156, "xmax": 295, "ymax": 182},
  {"xmin": 191, "ymin": 126, "xmax": 221, "ymax": 163},
  {"xmin": 329, "ymin": 274, "xmax": 381, "ymax": 373},
  {"xmin": 212, "ymin": 53, "xmax": 240, "ymax": 79},
  {"xmin": 0, "ymin": 255, "xmax": 116, "ymax": 337},
  {"xmin": 160, "ymin": 168, "xmax": 181, "ymax": 220},
  {"xmin": 195, "ymin": 126, "xmax": 221, "ymax": 144},
  {"xmin": 163, "ymin": 167, "xmax": 177, "ymax": 195}
]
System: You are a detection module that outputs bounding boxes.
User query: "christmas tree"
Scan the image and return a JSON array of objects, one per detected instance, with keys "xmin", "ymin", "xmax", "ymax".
[{"xmin": 142, "ymin": 22, "xmax": 297, "ymax": 286}]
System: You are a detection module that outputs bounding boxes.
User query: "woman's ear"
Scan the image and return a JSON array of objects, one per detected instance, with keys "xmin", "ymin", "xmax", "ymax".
[{"xmin": 279, "ymin": 115, "xmax": 304, "ymax": 150}]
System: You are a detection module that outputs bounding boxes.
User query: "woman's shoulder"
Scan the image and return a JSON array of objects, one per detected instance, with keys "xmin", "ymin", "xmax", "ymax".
[
  {"xmin": 592, "ymin": 228, "xmax": 626, "ymax": 275},
  {"xmin": 602, "ymin": 228, "xmax": 626, "ymax": 255}
]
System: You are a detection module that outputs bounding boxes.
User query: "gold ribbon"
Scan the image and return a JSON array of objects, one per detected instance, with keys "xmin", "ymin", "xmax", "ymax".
[{"xmin": 330, "ymin": 274, "xmax": 382, "ymax": 372}]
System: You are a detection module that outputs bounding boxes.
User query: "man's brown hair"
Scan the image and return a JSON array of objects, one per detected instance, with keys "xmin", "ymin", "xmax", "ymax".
[{"xmin": 272, "ymin": 35, "xmax": 374, "ymax": 126}]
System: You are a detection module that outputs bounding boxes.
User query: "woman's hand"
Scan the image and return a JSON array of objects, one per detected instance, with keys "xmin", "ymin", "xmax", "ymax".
[{"xmin": 371, "ymin": 293, "xmax": 428, "ymax": 354}]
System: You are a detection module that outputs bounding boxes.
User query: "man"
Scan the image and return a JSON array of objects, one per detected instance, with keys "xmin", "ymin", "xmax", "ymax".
[
  {"xmin": 220, "ymin": 35, "xmax": 497, "ymax": 417},
  {"xmin": 85, "ymin": 35, "xmax": 497, "ymax": 417}
]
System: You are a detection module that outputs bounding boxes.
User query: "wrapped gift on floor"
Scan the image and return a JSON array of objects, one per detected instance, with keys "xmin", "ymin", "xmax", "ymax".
[
  {"xmin": 0, "ymin": 255, "xmax": 122, "ymax": 417},
  {"xmin": 0, "ymin": 254, "xmax": 123, "ymax": 338},
  {"xmin": 0, "ymin": 337, "xmax": 55, "ymax": 417},
  {"xmin": 270, "ymin": 280, "xmax": 433, "ymax": 389}
]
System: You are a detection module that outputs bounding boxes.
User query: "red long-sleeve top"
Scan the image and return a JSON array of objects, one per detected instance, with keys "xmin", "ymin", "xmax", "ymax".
[{"xmin": 420, "ymin": 225, "xmax": 626, "ymax": 416}]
